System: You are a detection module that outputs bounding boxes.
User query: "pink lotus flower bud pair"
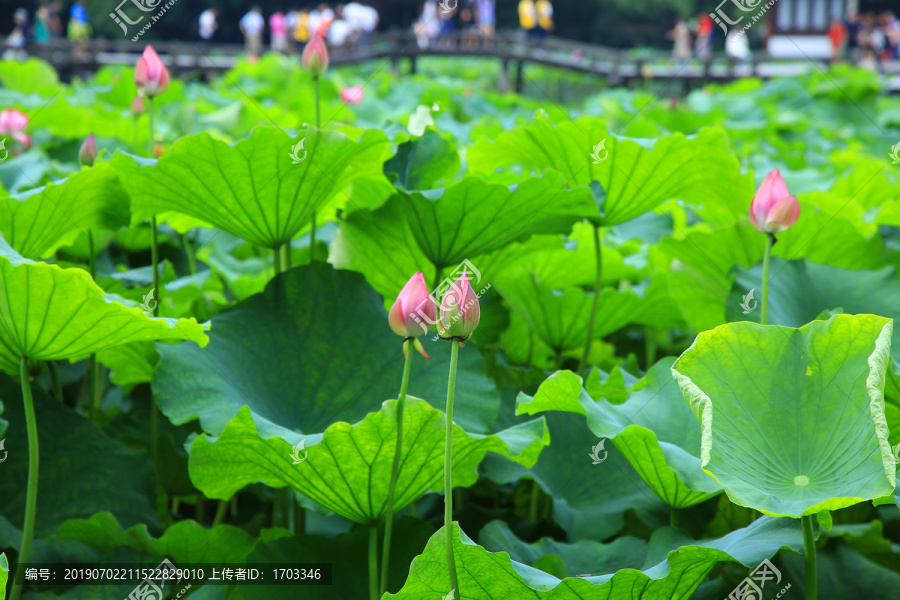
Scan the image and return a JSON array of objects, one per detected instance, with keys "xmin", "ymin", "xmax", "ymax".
[
  {"xmin": 389, "ymin": 270, "xmax": 481, "ymax": 356},
  {"xmin": 134, "ymin": 46, "xmax": 170, "ymax": 98},
  {"xmin": 79, "ymin": 133, "xmax": 98, "ymax": 167},
  {"xmin": 0, "ymin": 108, "xmax": 31, "ymax": 148},
  {"xmin": 749, "ymin": 169, "xmax": 800, "ymax": 234},
  {"xmin": 302, "ymin": 34, "xmax": 329, "ymax": 78}
]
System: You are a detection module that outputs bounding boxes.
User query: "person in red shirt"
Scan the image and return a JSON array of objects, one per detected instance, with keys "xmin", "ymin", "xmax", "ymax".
[
  {"xmin": 828, "ymin": 18, "xmax": 847, "ymax": 62},
  {"xmin": 696, "ymin": 12, "xmax": 714, "ymax": 61}
]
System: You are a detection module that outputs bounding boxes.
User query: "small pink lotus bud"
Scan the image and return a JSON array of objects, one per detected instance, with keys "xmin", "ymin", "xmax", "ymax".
[
  {"xmin": 749, "ymin": 169, "xmax": 800, "ymax": 234},
  {"xmin": 389, "ymin": 272, "xmax": 437, "ymax": 339},
  {"xmin": 131, "ymin": 95, "xmax": 146, "ymax": 115},
  {"xmin": 302, "ymin": 34, "xmax": 329, "ymax": 78},
  {"xmin": 79, "ymin": 133, "xmax": 98, "ymax": 166},
  {"xmin": 134, "ymin": 45, "xmax": 171, "ymax": 97},
  {"xmin": 0, "ymin": 108, "xmax": 30, "ymax": 146},
  {"xmin": 341, "ymin": 85, "xmax": 364, "ymax": 104},
  {"xmin": 438, "ymin": 269, "xmax": 481, "ymax": 340}
]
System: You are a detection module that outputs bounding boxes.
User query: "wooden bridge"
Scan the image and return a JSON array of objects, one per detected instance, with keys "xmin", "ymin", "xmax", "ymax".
[{"xmin": 10, "ymin": 31, "xmax": 900, "ymax": 93}]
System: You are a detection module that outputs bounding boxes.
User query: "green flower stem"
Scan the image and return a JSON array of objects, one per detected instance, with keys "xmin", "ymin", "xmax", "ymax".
[
  {"xmin": 87, "ymin": 230, "xmax": 99, "ymax": 421},
  {"xmin": 212, "ymin": 499, "xmax": 228, "ymax": 527},
  {"xmin": 802, "ymin": 515, "xmax": 817, "ymax": 600},
  {"xmin": 444, "ymin": 338, "xmax": 461, "ymax": 597},
  {"xmin": 310, "ymin": 76, "xmax": 321, "ymax": 263},
  {"xmin": 760, "ymin": 233, "xmax": 773, "ymax": 326},
  {"xmin": 528, "ymin": 480, "xmax": 539, "ymax": 521},
  {"xmin": 47, "ymin": 361, "xmax": 62, "ymax": 404},
  {"xmin": 87, "ymin": 230, "xmax": 95, "ymax": 280},
  {"xmin": 280, "ymin": 242, "xmax": 290, "ymax": 271},
  {"xmin": 273, "ymin": 246, "xmax": 283, "ymax": 274},
  {"xmin": 670, "ymin": 508, "xmax": 679, "ymax": 528},
  {"xmin": 369, "ymin": 526, "xmax": 378, "ymax": 600},
  {"xmin": 579, "ymin": 224, "xmax": 602, "ymax": 374},
  {"xmin": 147, "ymin": 95, "xmax": 163, "ymax": 511},
  {"xmin": 183, "ymin": 233, "xmax": 196, "ymax": 275},
  {"xmin": 10, "ymin": 355, "xmax": 39, "ymax": 600},
  {"xmin": 379, "ymin": 342, "xmax": 415, "ymax": 595},
  {"xmin": 88, "ymin": 357, "xmax": 102, "ymax": 423}
]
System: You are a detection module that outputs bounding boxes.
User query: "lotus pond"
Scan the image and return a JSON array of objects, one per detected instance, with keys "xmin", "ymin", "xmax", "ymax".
[{"xmin": 0, "ymin": 52, "xmax": 900, "ymax": 600}]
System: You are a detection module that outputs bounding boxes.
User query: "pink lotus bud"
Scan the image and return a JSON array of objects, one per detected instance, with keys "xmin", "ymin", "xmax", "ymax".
[
  {"xmin": 389, "ymin": 272, "xmax": 437, "ymax": 339},
  {"xmin": 0, "ymin": 108, "xmax": 30, "ymax": 146},
  {"xmin": 134, "ymin": 45, "xmax": 171, "ymax": 97},
  {"xmin": 131, "ymin": 95, "xmax": 146, "ymax": 115},
  {"xmin": 302, "ymin": 34, "xmax": 329, "ymax": 78},
  {"xmin": 0, "ymin": 108, "xmax": 28, "ymax": 135},
  {"xmin": 439, "ymin": 269, "xmax": 481, "ymax": 340},
  {"xmin": 749, "ymin": 169, "xmax": 800, "ymax": 234},
  {"xmin": 79, "ymin": 133, "xmax": 98, "ymax": 166},
  {"xmin": 341, "ymin": 85, "xmax": 364, "ymax": 104}
]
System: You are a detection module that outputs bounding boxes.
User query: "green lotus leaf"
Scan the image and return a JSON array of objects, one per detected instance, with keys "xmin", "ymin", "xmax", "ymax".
[
  {"xmin": 0, "ymin": 58, "xmax": 58, "ymax": 95},
  {"xmin": 152, "ymin": 263, "xmax": 501, "ymax": 436},
  {"xmin": 469, "ymin": 115, "xmax": 752, "ymax": 226},
  {"xmin": 0, "ymin": 375, "xmax": 158, "ymax": 539},
  {"xmin": 384, "ymin": 128, "xmax": 460, "ymax": 190},
  {"xmin": 0, "ymin": 162, "xmax": 130, "ymax": 259},
  {"xmin": 481, "ymin": 401, "xmax": 668, "ymax": 542},
  {"xmin": 389, "ymin": 516, "xmax": 802, "ymax": 599},
  {"xmin": 56, "ymin": 512, "xmax": 258, "ymax": 563},
  {"xmin": 671, "ymin": 314, "xmax": 895, "ymax": 517},
  {"xmin": 112, "ymin": 126, "xmax": 393, "ymax": 248},
  {"xmin": 0, "ymin": 237, "xmax": 208, "ymax": 375},
  {"xmin": 393, "ymin": 173, "xmax": 598, "ymax": 270},
  {"xmin": 479, "ymin": 520, "xmax": 646, "ymax": 578},
  {"xmin": 230, "ymin": 517, "xmax": 434, "ymax": 599},
  {"xmin": 188, "ymin": 397, "xmax": 549, "ymax": 524},
  {"xmin": 518, "ymin": 359, "xmax": 722, "ymax": 509},
  {"xmin": 495, "ymin": 271, "xmax": 642, "ymax": 354},
  {"xmin": 329, "ymin": 199, "xmax": 437, "ymax": 302}
]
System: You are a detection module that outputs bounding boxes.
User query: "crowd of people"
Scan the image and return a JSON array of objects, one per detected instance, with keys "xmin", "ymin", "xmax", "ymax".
[
  {"xmin": 413, "ymin": 0, "xmax": 499, "ymax": 50},
  {"xmin": 665, "ymin": 9, "xmax": 900, "ymax": 69},
  {"xmin": 829, "ymin": 12, "xmax": 900, "ymax": 67},
  {"xmin": 226, "ymin": 3, "xmax": 379, "ymax": 59}
]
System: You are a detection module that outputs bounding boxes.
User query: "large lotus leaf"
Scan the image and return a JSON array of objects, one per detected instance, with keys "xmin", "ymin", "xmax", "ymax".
[
  {"xmin": 394, "ymin": 173, "xmax": 597, "ymax": 269},
  {"xmin": 0, "ymin": 162, "xmax": 130, "ymax": 259},
  {"xmin": 56, "ymin": 512, "xmax": 258, "ymax": 563},
  {"xmin": 0, "ymin": 237, "xmax": 208, "ymax": 375},
  {"xmin": 671, "ymin": 314, "xmax": 895, "ymax": 517},
  {"xmin": 388, "ymin": 517, "xmax": 802, "ymax": 599},
  {"xmin": 112, "ymin": 126, "xmax": 393, "ymax": 248},
  {"xmin": 495, "ymin": 271, "xmax": 642, "ymax": 354},
  {"xmin": 0, "ymin": 375, "xmax": 158, "ymax": 539},
  {"xmin": 517, "ymin": 360, "xmax": 721, "ymax": 509},
  {"xmin": 384, "ymin": 128, "xmax": 460, "ymax": 190},
  {"xmin": 468, "ymin": 116, "xmax": 752, "ymax": 226},
  {"xmin": 189, "ymin": 397, "xmax": 548, "ymax": 524},
  {"xmin": 231, "ymin": 517, "xmax": 434, "ymax": 599},
  {"xmin": 481, "ymin": 397, "xmax": 668, "ymax": 542},
  {"xmin": 479, "ymin": 520, "xmax": 646, "ymax": 578},
  {"xmin": 329, "ymin": 199, "xmax": 438, "ymax": 302},
  {"xmin": 152, "ymin": 263, "xmax": 501, "ymax": 437}
]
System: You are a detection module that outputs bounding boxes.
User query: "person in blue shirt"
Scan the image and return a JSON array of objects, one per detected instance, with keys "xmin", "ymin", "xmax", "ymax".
[{"xmin": 67, "ymin": 0, "xmax": 91, "ymax": 41}]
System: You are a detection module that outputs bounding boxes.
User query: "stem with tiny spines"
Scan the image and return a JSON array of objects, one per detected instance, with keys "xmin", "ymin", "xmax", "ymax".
[
  {"xmin": 379, "ymin": 343, "xmax": 415, "ymax": 595},
  {"xmin": 368, "ymin": 526, "xmax": 378, "ymax": 600},
  {"xmin": 444, "ymin": 339, "xmax": 461, "ymax": 596},
  {"xmin": 802, "ymin": 515, "xmax": 817, "ymax": 600},
  {"xmin": 579, "ymin": 224, "xmax": 602, "ymax": 373},
  {"xmin": 761, "ymin": 233, "xmax": 773, "ymax": 325},
  {"xmin": 10, "ymin": 355, "xmax": 39, "ymax": 600},
  {"xmin": 309, "ymin": 77, "xmax": 321, "ymax": 262}
]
